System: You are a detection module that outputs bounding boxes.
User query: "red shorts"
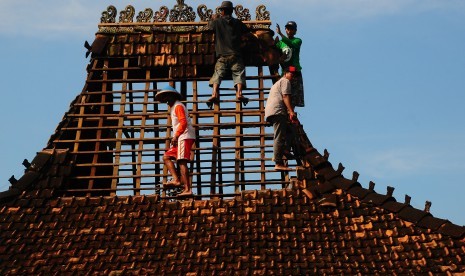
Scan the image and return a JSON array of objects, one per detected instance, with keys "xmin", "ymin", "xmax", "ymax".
[{"xmin": 164, "ymin": 139, "xmax": 195, "ymax": 161}]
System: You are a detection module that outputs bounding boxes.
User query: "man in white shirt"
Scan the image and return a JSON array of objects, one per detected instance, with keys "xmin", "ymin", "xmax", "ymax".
[
  {"xmin": 265, "ymin": 66, "xmax": 297, "ymax": 171},
  {"xmin": 155, "ymin": 86, "xmax": 196, "ymax": 197}
]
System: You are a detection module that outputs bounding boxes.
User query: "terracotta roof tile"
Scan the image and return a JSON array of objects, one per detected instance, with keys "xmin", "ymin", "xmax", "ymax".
[
  {"xmin": 362, "ymin": 192, "xmax": 394, "ymax": 205},
  {"xmin": 347, "ymin": 186, "xmax": 373, "ymax": 200},
  {"xmin": 397, "ymin": 206, "xmax": 431, "ymax": 224},
  {"xmin": 438, "ymin": 223, "xmax": 465, "ymax": 238},
  {"xmin": 147, "ymin": 43, "xmax": 160, "ymax": 54},
  {"xmin": 116, "ymin": 34, "xmax": 128, "ymax": 43},
  {"xmin": 417, "ymin": 216, "xmax": 449, "ymax": 231},
  {"xmin": 331, "ymin": 175, "xmax": 360, "ymax": 190},
  {"xmin": 140, "ymin": 34, "xmax": 153, "ymax": 43},
  {"xmin": 154, "ymin": 55, "xmax": 165, "ymax": 66},
  {"xmin": 160, "ymin": 43, "xmax": 172, "ymax": 54},
  {"xmin": 135, "ymin": 43, "xmax": 146, "ymax": 55},
  {"xmin": 382, "ymin": 200, "xmax": 408, "ymax": 213},
  {"xmin": 2, "ymin": 5, "xmax": 465, "ymax": 274}
]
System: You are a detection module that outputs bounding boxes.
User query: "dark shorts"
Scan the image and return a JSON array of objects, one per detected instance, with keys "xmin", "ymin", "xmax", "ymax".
[{"xmin": 209, "ymin": 55, "xmax": 246, "ymax": 87}]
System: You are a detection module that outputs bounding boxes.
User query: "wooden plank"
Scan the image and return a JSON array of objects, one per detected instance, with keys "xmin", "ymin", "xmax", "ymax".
[
  {"xmin": 210, "ymin": 89, "xmax": 221, "ymax": 197},
  {"xmin": 191, "ymin": 80, "xmax": 203, "ymax": 197},
  {"xmin": 234, "ymin": 90, "xmax": 244, "ymax": 193},
  {"xmin": 72, "ymin": 59, "xmax": 99, "ymax": 153},
  {"xmin": 152, "ymin": 81, "xmax": 162, "ymax": 192},
  {"xmin": 134, "ymin": 70, "xmax": 151, "ymax": 195},
  {"xmin": 87, "ymin": 59, "xmax": 109, "ymax": 194},
  {"xmin": 258, "ymin": 66, "xmax": 267, "ymax": 190},
  {"xmin": 110, "ymin": 58, "xmax": 130, "ymax": 194}
]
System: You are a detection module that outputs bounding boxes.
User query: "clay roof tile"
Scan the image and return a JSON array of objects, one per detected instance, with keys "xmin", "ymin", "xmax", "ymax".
[
  {"xmin": 416, "ymin": 216, "xmax": 450, "ymax": 231},
  {"xmin": 437, "ymin": 223, "xmax": 465, "ymax": 238},
  {"xmin": 381, "ymin": 200, "xmax": 408, "ymax": 213},
  {"xmin": 347, "ymin": 186, "xmax": 373, "ymax": 200},
  {"xmin": 397, "ymin": 206, "xmax": 431, "ymax": 224}
]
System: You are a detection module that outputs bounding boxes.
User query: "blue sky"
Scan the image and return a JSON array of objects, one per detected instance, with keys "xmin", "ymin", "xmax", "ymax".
[{"xmin": 1, "ymin": 0, "xmax": 464, "ymax": 225}]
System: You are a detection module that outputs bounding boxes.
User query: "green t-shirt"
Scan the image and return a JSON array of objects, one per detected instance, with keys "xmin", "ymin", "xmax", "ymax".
[{"xmin": 276, "ymin": 36, "xmax": 302, "ymax": 71}]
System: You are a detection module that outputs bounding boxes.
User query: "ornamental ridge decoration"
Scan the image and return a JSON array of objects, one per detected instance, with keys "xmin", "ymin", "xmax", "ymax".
[
  {"xmin": 119, "ymin": 5, "xmax": 135, "ymax": 23},
  {"xmin": 169, "ymin": 0, "xmax": 196, "ymax": 22},
  {"xmin": 136, "ymin": 8, "xmax": 153, "ymax": 23},
  {"xmin": 98, "ymin": 0, "xmax": 271, "ymax": 33}
]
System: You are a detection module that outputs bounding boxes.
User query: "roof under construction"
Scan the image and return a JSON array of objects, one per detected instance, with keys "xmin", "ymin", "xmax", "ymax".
[{"xmin": 1, "ymin": 1, "xmax": 464, "ymax": 274}]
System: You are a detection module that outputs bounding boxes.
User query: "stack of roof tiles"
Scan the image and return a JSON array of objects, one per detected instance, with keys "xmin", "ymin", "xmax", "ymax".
[{"xmin": 1, "ymin": 1, "xmax": 465, "ymax": 274}]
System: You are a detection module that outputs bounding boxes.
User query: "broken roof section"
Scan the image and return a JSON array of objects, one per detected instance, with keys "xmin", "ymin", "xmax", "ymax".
[
  {"xmin": 3, "ymin": 1, "xmax": 286, "ymax": 199},
  {"xmin": 90, "ymin": 2, "xmax": 275, "ymax": 78},
  {"xmin": 1, "ymin": 1, "xmax": 465, "ymax": 274}
]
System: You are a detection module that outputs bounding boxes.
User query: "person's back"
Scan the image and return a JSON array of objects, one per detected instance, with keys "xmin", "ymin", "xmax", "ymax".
[
  {"xmin": 207, "ymin": 1, "xmax": 250, "ymax": 108},
  {"xmin": 264, "ymin": 67, "xmax": 297, "ymax": 171},
  {"xmin": 209, "ymin": 14, "xmax": 248, "ymax": 57},
  {"xmin": 265, "ymin": 77, "xmax": 291, "ymax": 120}
]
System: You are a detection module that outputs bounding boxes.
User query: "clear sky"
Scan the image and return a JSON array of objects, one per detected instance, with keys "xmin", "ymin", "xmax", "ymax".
[{"xmin": 1, "ymin": 0, "xmax": 464, "ymax": 225}]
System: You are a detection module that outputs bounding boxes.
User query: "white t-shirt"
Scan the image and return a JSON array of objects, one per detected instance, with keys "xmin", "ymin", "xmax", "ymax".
[
  {"xmin": 264, "ymin": 77, "xmax": 292, "ymax": 120},
  {"xmin": 171, "ymin": 101, "xmax": 195, "ymax": 140}
]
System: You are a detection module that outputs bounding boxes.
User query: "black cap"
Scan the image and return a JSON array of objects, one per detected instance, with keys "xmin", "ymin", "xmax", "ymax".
[
  {"xmin": 285, "ymin": 21, "xmax": 297, "ymax": 29},
  {"xmin": 219, "ymin": 1, "xmax": 234, "ymax": 10}
]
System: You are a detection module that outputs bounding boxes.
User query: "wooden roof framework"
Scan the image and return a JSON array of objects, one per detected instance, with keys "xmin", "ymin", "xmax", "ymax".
[
  {"xmin": 46, "ymin": 2, "xmax": 301, "ymax": 198},
  {"xmin": 2, "ymin": 2, "xmax": 465, "ymax": 275}
]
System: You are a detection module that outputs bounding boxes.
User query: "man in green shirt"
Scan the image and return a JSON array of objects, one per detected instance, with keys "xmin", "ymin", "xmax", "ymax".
[{"xmin": 276, "ymin": 21, "xmax": 305, "ymax": 107}]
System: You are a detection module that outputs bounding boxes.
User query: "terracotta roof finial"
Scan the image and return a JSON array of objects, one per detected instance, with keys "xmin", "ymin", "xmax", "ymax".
[
  {"xmin": 22, "ymin": 159, "xmax": 31, "ymax": 169},
  {"xmin": 405, "ymin": 195, "xmax": 411, "ymax": 205},
  {"xmin": 369, "ymin": 181, "xmax": 375, "ymax": 191},
  {"xmin": 352, "ymin": 171, "xmax": 359, "ymax": 181},
  {"xmin": 323, "ymin": 149, "xmax": 329, "ymax": 161},
  {"xmin": 387, "ymin": 186, "xmax": 394, "ymax": 197},
  {"xmin": 425, "ymin": 201, "xmax": 432, "ymax": 213},
  {"xmin": 8, "ymin": 175, "xmax": 17, "ymax": 185},
  {"xmin": 336, "ymin": 163, "xmax": 345, "ymax": 174}
]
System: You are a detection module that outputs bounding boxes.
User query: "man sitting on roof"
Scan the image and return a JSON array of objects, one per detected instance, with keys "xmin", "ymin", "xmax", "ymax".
[
  {"xmin": 207, "ymin": 1, "xmax": 251, "ymax": 108},
  {"xmin": 155, "ymin": 86, "xmax": 196, "ymax": 197}
]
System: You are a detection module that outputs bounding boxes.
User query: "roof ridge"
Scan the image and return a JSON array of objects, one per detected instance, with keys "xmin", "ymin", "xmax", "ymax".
[
  {"xmin": 303, "ymin": 146, "xmax": 465, "ymax": 237},
  {"xmin": 0, "ymin": 149, "xmax": 70, "ymax": 204}
]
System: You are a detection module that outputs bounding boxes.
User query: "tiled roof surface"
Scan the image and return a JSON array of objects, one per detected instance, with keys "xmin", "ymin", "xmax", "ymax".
[
  {"xmin": 91, "ymin": 28, "xmax": 275, "ymax": 79},
  {"xmin": 1, "ymin": 3, "xmax": 465, "ymax": 274},
  {"xmin": 1, "ymin": 148, "xmax": 465, "ymax": 274}
]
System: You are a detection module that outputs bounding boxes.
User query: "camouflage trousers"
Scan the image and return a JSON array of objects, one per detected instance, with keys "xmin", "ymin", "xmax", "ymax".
[{"xmin": 291, "ymin": 71, "xmax": 305, "ymax": 107}]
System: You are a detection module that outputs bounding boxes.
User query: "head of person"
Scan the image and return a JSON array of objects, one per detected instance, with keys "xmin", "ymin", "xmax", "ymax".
[
  {"xmin": 219, "ymin": 1, "xmax": 234, "ymax": 16},
  {"xmin": 283, "ymin": 66, "xmax": 296, "ymax": 80},
  {"xmin": 155, "ymin": 85, "xmax": 182, "ymax": 106},
  {"xmin": 285, "ymin": 21, "xmax": 297, "ymax": 38}
]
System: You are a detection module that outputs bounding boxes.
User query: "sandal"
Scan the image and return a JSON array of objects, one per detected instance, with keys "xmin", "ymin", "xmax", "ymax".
[
  {"xmin": 177, "ymin": 190, "xmax": 193, "ymax": 197},
  {"xmin": 237, "ymin": 95, "xmax": 249, "ymax": 106},
  {"xmin": 163, "ymin": 179, "xmax": 182, "ymax": 189},
  {"xmin": 206, "ymin": 96, "xmax": 219, "ymax": 109},
  {"xmin": 274, "ymin": 164, "xmax": 293, "ymax": 171}
]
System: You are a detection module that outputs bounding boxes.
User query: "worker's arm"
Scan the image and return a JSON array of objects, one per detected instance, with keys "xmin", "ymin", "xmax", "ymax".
[
  {"xmin": 282, "ymin": 94, "xmax": 296, "ymax": 120},
  {"xmin": 172, "ymin": 105, "xmax": 187, "ymax": 145},
  {"xmin": 279, "ymin": 36, "xmax": 302, "ymax": 49},
  {"xmin": 276, "ymin": 25, "xmax": 302, "ymax": 48}
]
